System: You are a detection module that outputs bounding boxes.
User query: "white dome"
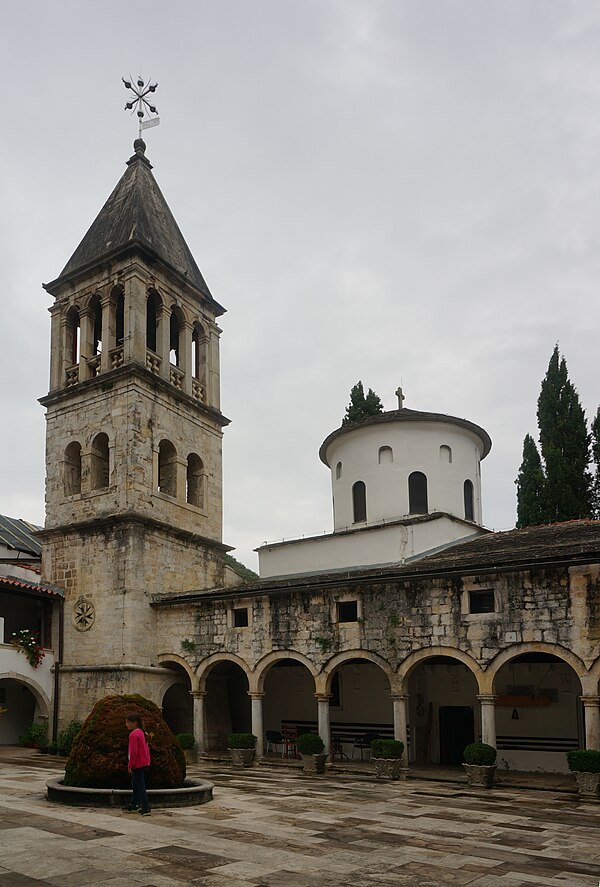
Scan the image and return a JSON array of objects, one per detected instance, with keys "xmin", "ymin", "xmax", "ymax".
[{"xmin": 320, "ymin": 409, "xmax": 491, "ymax": 531}]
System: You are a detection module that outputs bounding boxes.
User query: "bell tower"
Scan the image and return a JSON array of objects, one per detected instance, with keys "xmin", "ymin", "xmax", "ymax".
[{"xmin": 39, "ymin": 138, "xmax": 232, "ymax": 724}]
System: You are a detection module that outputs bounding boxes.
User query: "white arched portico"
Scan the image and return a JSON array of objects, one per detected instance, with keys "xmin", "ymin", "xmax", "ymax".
[
  {"xmin": 195, "ymin": 654, "xmax": 252, "ymax": 753},
  {"xmin": 0, "ymin": 672, "xmax": 51, "ymax": 744},
  {"xmin": 255, "ymin": 650, "xmax": 318, "ymax": 757}
]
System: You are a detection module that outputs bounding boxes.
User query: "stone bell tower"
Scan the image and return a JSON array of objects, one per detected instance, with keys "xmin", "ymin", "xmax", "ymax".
[{"xmin": 39, "ymin": 138, "xmax": 231, "ymax": 724}]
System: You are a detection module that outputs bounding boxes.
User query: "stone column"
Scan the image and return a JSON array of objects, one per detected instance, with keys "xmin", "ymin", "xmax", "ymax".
[
  {"xmin": 126, "ymin": 273, "xmax": 147, "ymax": 364},
  {"xmin": 477, "ymin": 695, "xmax": 497, "ymax": 748},
  {"xmin": 391, "ymin": 694, "xmax": 409, "ymax": 765},
  {"xmin": 158, "ymin": 304, "xmax": 171, "ymax": 380},
  {"xmin": 78, "ymin": 307, "xmax": 95, "ymax": 381},
  {"xmin": 180, "ymin": 321, "xmax": 193, "ymax": 395},
  {"xmin": 49, "ymin": 305, "xmax": 63, "ymax": 391},
  {"xmin": 249, "ymin": 692, "xmax": 265, "ymax": 757},
  {"xmin": 581, "ymin": 696, "xmax": 600, "ymax": 750},
  {"xmin": 208, "ymin": 324, "xmax": 222, "ymax": 410},
  {"xmin": 315, "ymin": 693, "xmax": 331, "ymax": 754},
  {"xmin": 191, "ymin": 691, "xmax": 206, "ymax": 753},
  {"xmin": 100, "ymin": 292, "xmax": 115, "ymax": 374}
]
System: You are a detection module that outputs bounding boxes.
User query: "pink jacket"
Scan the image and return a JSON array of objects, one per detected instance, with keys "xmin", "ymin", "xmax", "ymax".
[{"xmin": 128, "ymin": 728, "xmax": 151, "ymax": 769}]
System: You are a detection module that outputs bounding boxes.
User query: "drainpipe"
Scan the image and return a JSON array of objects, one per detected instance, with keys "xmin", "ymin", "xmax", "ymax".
[{"xmin": 51, "ymin": 598, "xmax": 64, "ymax": 741}]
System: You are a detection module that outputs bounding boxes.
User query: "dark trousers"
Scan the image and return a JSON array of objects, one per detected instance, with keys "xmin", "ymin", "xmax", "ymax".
[{"xmin": 131, "ymin": 767, "xmax": 149, "ymax": 810}]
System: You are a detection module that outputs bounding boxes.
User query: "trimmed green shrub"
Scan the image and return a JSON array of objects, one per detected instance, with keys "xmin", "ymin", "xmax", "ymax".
[
  {"xmin": 176, "ymin": 732, "xmax": 196, "ymax": 750},
  {"xmin": 64, "ymin": 694, "xmax": 186, "ymax": 789},
  {"xmin": 463, "ymin": 742, "xmax": 497, "ymax": 766},
  {"xmin": 371, "ymin": 739, "xmax": 404, "ymax": 759},
  {"xmin": 296, "ymin": 733, "xmax": 325, "ymax": 755},
  {"xmin": 57, "ymin": 720, "xmax": 82, "ymax": 755},
  {"xmin": 227, "ymin": 733, "xmax": 257, "ymax": 749},
  {"xmin": 19, "ymin": 721, "xmax": 48, "ymax": 748},
  {"xmin": 567, "ymin": 749, "xmax": 600, "ymax": 773}
]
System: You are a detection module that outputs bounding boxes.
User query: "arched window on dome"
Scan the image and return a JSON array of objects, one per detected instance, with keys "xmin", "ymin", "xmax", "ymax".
[
  {"xmin": 186, "ymin": 453, "xmax": 205, "ymax": 508},
  {"xmin": 440, "ymin": 445, "xmax": 452, "ymax": 464},
  {"xmin": 464, "ymin": 479, "xmax": 474, "ymax": 521},
  {"xmin": 378, "ymin": 446, "xmax": 393, "ymax": 465},
  {"xmin": 64, "ymin": 442, "xmax": 82, "ymax": 496},
  {"xmin": 335, "ymin": 461, "xmax": 342, "ymax": 480},
  {"xmin": 91, "ymin": 433, "xmax": 110, "ymax": 490},
  {"xmin": 352, "ymin": 481, "xmax": 367, "ymax": 523},
  {"xmin": 408, "ymin": 471, "xmax": 428, "ymax": 514},
  {"xmin": 158, "ymin": 440, "xmax": 177, "ymax": 498}
]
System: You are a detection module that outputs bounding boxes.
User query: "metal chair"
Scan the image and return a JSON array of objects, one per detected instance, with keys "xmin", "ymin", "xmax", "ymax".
[
  {"xmin": 352, "ymin": 732, "xmax": 381, "ymax": 760},
  {"xmin": 265, "ymin": 730, "xmax": 284, "ymax": 756}
]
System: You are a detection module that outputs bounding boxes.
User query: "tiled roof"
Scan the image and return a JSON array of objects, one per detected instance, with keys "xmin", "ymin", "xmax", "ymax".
[
  {"xmin": 0, "ymin": 575, "xmax": 64, "ymax": 598},
  {"xmin": 0, "ymin": 515, "xmax": 42, "ymax": 557}
]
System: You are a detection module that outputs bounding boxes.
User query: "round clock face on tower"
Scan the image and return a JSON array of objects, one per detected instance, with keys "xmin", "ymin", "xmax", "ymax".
[{"xmin": 73, "ymin": 598, "xmax": 95, "ymax": 632}]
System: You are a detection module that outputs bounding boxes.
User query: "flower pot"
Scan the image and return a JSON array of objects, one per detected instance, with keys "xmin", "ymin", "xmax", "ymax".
[
  {"xmin": 573, "ymin": 771, "xmax": 600, "ymax": 798},
  {"xmin": 228, "ymin": 747, "xmax": 255, "ymax": 768},
  {"xmin": 373, "ymin": 758, "xmax": 406, "ymax": 780},
  {"xmin": 463, "ymin": 763, "xmax": 496, "ymax": 788},
  {"xmin": 300, "ymin": 753, "xmax": 328, "ymax": 774}
]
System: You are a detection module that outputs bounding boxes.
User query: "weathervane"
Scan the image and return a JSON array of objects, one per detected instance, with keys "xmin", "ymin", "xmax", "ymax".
[{"xmin": 122, "ymin": 76, "xmax": 160, "ymax": 138}]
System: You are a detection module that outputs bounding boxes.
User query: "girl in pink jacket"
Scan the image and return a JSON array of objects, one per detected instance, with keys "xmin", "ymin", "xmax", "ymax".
[{"xmin": 123, "ymin": 712, "xmax": 151, "ymax": 815}]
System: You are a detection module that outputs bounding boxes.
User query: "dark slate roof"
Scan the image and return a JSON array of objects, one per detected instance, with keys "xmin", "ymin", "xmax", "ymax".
[
  {"xmin": 319, "ymin": 408, "xmax": 492, "ymax": 465},
  {"xmin": 152, "ymin": 520, "xmax": 600, "ymax": 605},
  {"xmin": 46, "ymin": 140, "xmax": 219, "ymax": 307},
  {"xmin": 0, "ymin": 515, "xmax": 42, "ymax": 557}
]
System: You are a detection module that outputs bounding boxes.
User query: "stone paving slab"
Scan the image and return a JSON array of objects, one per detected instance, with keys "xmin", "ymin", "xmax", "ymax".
[{"xmin": 0, "ymin": 755, "xmax": 598, "ymax": 886}]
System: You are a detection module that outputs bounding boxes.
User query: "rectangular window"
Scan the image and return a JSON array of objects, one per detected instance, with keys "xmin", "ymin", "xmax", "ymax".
[
  {"xmin": 233, "ymin": 607, "xmax": 249, "ymax": 628},
  {"xmin": 469, "ymin": 591, "xmax": 495, "ymax": 614},
  {"xmin": 337, "ymin": 601, "xmax": 358, "ymax": 623}
]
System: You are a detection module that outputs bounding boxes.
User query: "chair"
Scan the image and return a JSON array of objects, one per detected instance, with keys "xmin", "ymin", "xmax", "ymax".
[
  {"xmin": 352, "ymin": 732, "xmax": 381, "ymax": 760},
  {"xmin": 265, "ymin": 730, "xmax": 283, "ymax": 756},
  {"xmin": 282, "ymin": 724, "xmax": 299, "ymax": 758}
]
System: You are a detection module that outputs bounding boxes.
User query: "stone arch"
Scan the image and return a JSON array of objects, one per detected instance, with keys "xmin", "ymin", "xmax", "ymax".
[
  {"xmin": 485, "ymin": 643, "xmax": 588, "ymax": 695},
  {"xmin": 158, "ymin": 652, "xmax": 197, "ymax": 689},
  {"xmin": 196, "ymin": 652, "xmax": 252, "ymax": 693},
  {"xmin": 397, "ymin": 646, "xmax": 484, "ymax": 694},
  {"xmin": 254, "ymin": 650, "xmax": 318, "ymax": 693},
  {"xmin": 320, "ymin": 649, "xmax": 396, "ymax": 695},
  {"xmin": 587, "ymin": 655, "xmax": 600, "ymax": 694}
]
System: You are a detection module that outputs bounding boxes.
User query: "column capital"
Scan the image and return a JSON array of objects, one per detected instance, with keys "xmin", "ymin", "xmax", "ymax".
[
  {"xmin": 191, "ymin": 690, "xmax": 206, "ymax": 700},
  {"xmin": 580, "ymin": 695, "xmax": 600, "ymax": 706},
  {"xmin": 476, "ymin": 694, "xmax": 498, "ymax": 704},
  {"xmin": 390, "ymin": 693, "xmax": 409, "ymax": 702},
  {"xmin": 314, "ymin": 693, "xmax": 332, "ymax": 702},
  {"xmin": 248, "ymin": 691, "xmax": 265, "ymax": 700}
]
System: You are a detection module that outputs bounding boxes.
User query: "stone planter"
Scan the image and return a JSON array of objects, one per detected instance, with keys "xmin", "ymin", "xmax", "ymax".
[
  {"xmin": 373, "ymin": 758, "xmax": 406, "ymax": 780},
  {"xmin": 183, "ymin": 748, "xmax": 197, "ymax": 765},
  {"xmin": 573, "ymin": 771, "xmax": 600, "ymax": 799},
  {"xmin": 463, "ymin": 763, "xmax": 496, "ymax": 788},
  {"xmin": 228, "ymin": 747, "xmax": 255, "ymax": 768},
  {"xmin": 300, "ymin": 753, "xmax": 328, "ymax": 774}
]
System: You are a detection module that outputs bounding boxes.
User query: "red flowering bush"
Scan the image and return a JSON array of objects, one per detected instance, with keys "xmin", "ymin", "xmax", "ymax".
[{"xmin": 11, "ymin": 630, "xmax": 45, "ymax": 668}]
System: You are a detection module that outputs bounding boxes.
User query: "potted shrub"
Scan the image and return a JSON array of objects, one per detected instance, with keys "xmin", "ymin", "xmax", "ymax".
[
  {"xmin": 19, "ymin": 721, "xmax": 48, "ymax": 750},
  {"xmin": 566, "ymin": 749, "xmax": 600, "ymax": 798},
  {"xmin": 227, "ymin": 733, "xmax": 257, "ymax": 768},
  {"xmin": 463, "ymin": 742, "xmax": 497, "ymax": 788},
  {"xmin": 371, "ymin": 739, "xmax": 406, "ymax": 780},
  {"xmin": 176, "ymin": 732, "xmax": 197, "ymax": 764},
  {"xmin": 57, "ymin": 720, "xmax": 82, "ymax": 757},
  {"xmin": 296, "ymin": 733, "xmax": 327, "ymax": 774}
]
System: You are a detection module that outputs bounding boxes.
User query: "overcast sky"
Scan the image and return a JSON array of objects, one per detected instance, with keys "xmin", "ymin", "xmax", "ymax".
[{"xmin": 0, "ymin": 1, "xmax": 598, "ymax": 571}]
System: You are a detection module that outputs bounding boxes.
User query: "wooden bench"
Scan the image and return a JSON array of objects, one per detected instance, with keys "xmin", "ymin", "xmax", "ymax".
[{"xmin": 281, "ymin": 719, "xmax": 397, "ymax": 760}]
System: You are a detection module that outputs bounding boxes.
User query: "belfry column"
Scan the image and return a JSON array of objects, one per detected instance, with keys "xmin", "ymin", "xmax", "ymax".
[
  {"xmin": 250, "ymin": 692, "xmax": 265, "ymax": 757},
  {"xmin": 158, "ymin": 304, "xmax": 171, "ymax": 380},
  {"xmin": 391, "ymin": 694, "xmax": 409, "ymax": 764},
  {"xmin": 180, "ymin": 321, "xmax": 192, "ymax": 396},
  {"xmin": 581, "ymin": 696, "xmax": 600, "ymax": 750},
  {"xmin": 79, "ymin": 307, "xmax": 95, "ymax": 381},
  {"xmin": 315, "ymin": 694, "xmax": 331, "ymax": 754},
  {"xmin": 100, "ymin": 292, "xmax": 115, "ymax": 374},
  {"xmin": 191, "ymin": 691, "xmax": 206, "ymax": 753},
  {"xmin": 477, "ymin": 695, "xmax": 497, "ymax": 748}
]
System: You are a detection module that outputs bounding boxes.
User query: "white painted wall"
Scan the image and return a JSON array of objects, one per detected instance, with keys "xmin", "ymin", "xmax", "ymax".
[
  {"xmin": 325, "ymin": 419, "xmax": 486, "ymax": 530},
  {"xmin": 258, "ymin": 515, "xmax": 484, "ymax": 578}
]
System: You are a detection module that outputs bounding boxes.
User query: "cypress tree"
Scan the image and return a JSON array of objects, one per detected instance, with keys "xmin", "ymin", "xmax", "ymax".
[
  {"xmin": 591, "ymin": 406, "xmax": 600, "ymax": 519},
  {"xmin": 516, "ymin": 434, "xmax": 546, "ymax": 528},
  {"xmin": 342, "ymin": 381, "xmax": 384, "ymax": 426},
  {"xmin": 535, "ymin": 346, "xmax": 592, "ymax": 522}
]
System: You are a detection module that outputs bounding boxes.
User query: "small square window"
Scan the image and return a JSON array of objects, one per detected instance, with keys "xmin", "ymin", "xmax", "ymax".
[
  {"xmin": 233, "ymin": 607, "xmax": 249, "ymax": 627},
  {"xmin": 469, "ymin": 591, "xmax": 495, "ymax": 614},
  {"xmin": 337, "ymin": 601, "xmax": 358, "ymax": 623}
]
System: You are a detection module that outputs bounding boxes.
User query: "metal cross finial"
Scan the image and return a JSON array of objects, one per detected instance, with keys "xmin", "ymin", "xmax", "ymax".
[{"xmin": 122, "ymin": 75, "xmax": 160, "ymax": 138}]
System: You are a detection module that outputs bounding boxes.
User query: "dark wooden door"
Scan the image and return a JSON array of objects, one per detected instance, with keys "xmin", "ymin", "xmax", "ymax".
[{"xmin": 439, "ymin": 706, "xmax": 474, "ymax": 765}]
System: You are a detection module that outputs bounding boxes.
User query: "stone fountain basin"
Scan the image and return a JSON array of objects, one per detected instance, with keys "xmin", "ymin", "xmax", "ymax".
[{"xmin": 46, "ymin": 777, "xmax": 213, "ymax": 808}]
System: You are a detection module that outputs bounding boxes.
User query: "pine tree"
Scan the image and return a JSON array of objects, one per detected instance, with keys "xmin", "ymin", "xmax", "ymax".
[
  {"xmin": 591, "ymin": 406, "xmax": 600, "ymax": 519},
  {"xmin": 516, "ymin": 434, "xmax": 546, "ymax": 528},
  {"xmin": 342, "ymin": 381, "xmax": 384, "ymax": 426},
  {"xmin": 536, "ymin": 345, "xmax": 592, "ymax": 522}
]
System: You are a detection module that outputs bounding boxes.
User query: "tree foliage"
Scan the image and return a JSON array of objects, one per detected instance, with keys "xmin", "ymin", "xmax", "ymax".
[
  {"xmin": 592, "ymin": 407, "xmax": 600, "ymax": 519},
  {"xmin": 342, "ymin": 381, "xmax": 384, "ymax": 426},
  {"xmin": 516, "ymin": 346, "xmax": 594, "ymax": 526}
]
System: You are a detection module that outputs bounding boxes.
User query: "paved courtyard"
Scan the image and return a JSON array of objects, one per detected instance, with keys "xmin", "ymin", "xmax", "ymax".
[{"xmin": 0, "ymin": 754, "xmax": 599, "ymax": 887}]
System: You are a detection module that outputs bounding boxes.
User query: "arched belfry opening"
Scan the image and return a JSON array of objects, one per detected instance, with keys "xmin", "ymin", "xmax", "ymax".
[{"xmin": 146, "ymin": 289, "xmax": 161, "ymax": 354}]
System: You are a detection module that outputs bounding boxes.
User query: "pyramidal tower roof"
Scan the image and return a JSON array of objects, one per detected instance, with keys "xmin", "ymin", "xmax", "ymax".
[{"xmin": 46, "ymin": 139, "xmax": 219, "ymax": 308}]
